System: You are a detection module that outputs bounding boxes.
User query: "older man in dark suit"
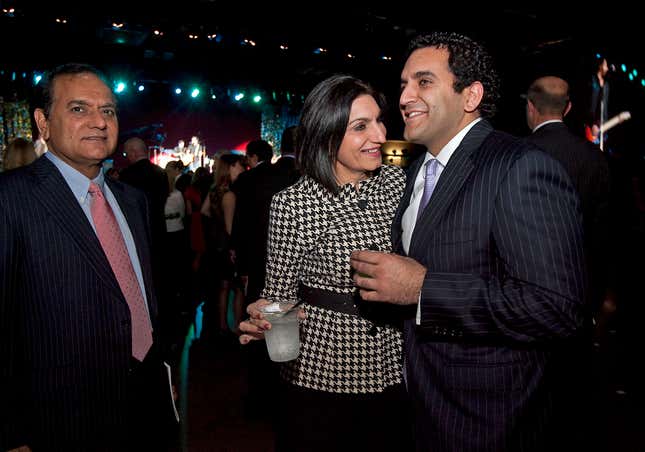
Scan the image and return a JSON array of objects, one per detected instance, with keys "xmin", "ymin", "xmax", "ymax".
[
  {"xmin": 525, "ymin": 75, "xmax": 611, "ymax": 314},
  {"xmin": 351, "ymin": 32, "xmax": 586, "ymax": 451},
  {"xmin": 0, "ymin": 63, "xmax": 177, "ymax": 451}
]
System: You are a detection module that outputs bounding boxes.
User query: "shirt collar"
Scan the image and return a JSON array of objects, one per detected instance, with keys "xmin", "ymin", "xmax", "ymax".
[
  {"xmin": 532, "ymin": 119, "xmax": 563, "ymax": 133},
  {"xmin": 45, "ymin": 151, "xmax": 105, "ymax": 203},
  {"xmin": 424, "ymin": 117, "xmax": 482, "ymax": 168}
]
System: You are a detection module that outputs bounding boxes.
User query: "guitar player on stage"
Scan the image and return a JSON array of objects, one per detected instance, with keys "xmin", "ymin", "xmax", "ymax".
[{"xmin": 587, "ymin": 57, "xmax": 611, "ymax": 150}]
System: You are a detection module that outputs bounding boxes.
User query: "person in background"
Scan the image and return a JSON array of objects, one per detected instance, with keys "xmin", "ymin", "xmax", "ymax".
[
  {"xmin": 201, "ymin": 153, "xmax": 247, "ymax": 339},
  {"xmin": 1, "ymin": 137, "xmax": 38, "ymax": 171},
  {"xmin": 119, "ymin": 136, "xmax": 169, "ymax": 252},
  {"xmin": 272, "ymin": 125, "xmax": 300, "ymax": 186},
  {"xmin": 231, "ymin": 139, "xmax": 275, "ymax": 303},
  {"xmin": 239, "ymin": 74, "xmax": 410, "ymax": 452},
  {"xmin": 350, "ymin": 32, "xmax": 586, "ymax": 451}
]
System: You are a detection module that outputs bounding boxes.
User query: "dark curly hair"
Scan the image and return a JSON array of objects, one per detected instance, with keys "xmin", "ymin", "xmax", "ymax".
[{"xmin": 406, "ymin": 32, "xmax": 500, "ymax": 118}]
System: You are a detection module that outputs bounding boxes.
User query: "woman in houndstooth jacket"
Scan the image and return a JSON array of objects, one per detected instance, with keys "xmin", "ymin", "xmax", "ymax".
[{"xmin": 239, "ymin": 75, "xmax": 412, "ymax": 452}]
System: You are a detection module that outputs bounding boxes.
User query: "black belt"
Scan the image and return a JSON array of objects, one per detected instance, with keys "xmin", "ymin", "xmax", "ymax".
[
  {"xmin": 298, "ymin": 284, "xmax": 410, "ymax": 337},
  {"xmin": 297, "ymin": 284, "xmax": 360, "ymax": 316}
]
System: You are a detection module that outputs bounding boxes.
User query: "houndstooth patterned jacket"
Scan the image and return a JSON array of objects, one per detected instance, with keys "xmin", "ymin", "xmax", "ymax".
[{"xmin": 261, "ymin": 164, "xmax": 406, "ymax": 393}]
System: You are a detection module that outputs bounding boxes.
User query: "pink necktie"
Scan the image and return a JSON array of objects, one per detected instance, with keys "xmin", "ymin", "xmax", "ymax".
[{"xmin": 89, "ymin": 182, "xmax": 153, "ymax": 361}]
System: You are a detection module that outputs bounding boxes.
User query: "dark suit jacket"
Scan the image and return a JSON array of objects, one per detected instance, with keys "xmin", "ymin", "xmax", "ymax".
[
  {"xmin": 272, "ymin": 155, "xmax": 300, "ymax": 188},
  {"xmin": 232, "ymin": 160, "xmax": 300, "ymax": 300},
  {"xmin": 393, "ymin": 121, "xmax": 586, "ymax": 451},
  {"xmin": 525, "ymin": 121, "xmax": 610, "ymax": 310},
  {"xmin": 119, "ymin": 158, "xmax": 169, "ymax": 257},
  {"xmin": 0, "ymin": 156, "xmax": 172, "ymax": 451}
]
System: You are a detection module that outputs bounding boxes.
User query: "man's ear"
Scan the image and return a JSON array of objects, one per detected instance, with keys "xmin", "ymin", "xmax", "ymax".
[
  {"xmin": 563, "ymin": 101, "xmax": 572, "ymax": 118},
  {"xmin": 526, "ymin": 99, "xmax": 536, "ymax": 115},
  {"xmin": 34, "ymin": 108, "xmax": 50, "ymax": 141},
  {"xmin": 464, "ymin": 81, "xmax": 484, "ymax": 113}
]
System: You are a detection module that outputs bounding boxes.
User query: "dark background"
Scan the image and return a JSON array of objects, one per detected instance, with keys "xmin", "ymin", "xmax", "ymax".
[{"xmin": 1, "ymin": 1, "xmax": 643, "ymax": 160}]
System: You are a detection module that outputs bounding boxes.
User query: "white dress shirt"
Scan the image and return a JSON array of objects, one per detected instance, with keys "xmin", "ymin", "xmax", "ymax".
[{"xmin": 399, "ymin": 117, "xmax": 482, "ymax": 324}]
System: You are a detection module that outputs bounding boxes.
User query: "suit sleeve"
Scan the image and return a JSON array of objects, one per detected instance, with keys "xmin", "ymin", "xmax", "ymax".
[
  {"xmin": 418, "ymin": 150, "xmax": 586, "ymax": 342},
  {"xmin": 0, "ymin": 196, "xmax": 27, "ymax": 449}
]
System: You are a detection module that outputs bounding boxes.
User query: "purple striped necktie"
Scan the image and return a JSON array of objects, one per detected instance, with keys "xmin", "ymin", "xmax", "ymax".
[{"xmin": 416, "ymin": 158, "xmax": 440, "ymax": 220}]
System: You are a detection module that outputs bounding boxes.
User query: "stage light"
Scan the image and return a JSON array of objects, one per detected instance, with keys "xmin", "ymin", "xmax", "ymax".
[
  {"xmin": 629, "ymin": 74, "xmax": 634, "ymax": 81},
  {"xmin": 114, "ymin": 81, "xmax": 126, "ymax": 93},
  {"xmin": 175, "ymin": 88, "xmax": 182, "ymax": 95},
  {"xmin": 253, "ymin": 94, "xmax": 262, "ymax": 103},
  {"xmin": 191, "ymin": 88, "xmax": 200, "ymax": 98},
  {"xmin": 280, "ymin": 44, "xmax": 288, "ymax": 50},
  {"xmin": 621, "ymin": 64, "xmax": 627, "ymax": 72},
  {"xmin": 234, "ymin": 92, "xmax": 245, "ymax": 101},
  {"xmin": 632, "ymin": 69, "xmax": 638, "ymax": 76},
  {"xmin": 33, "ymin": 73, "xmax": 42, "ymax": 85},
  {"xmin": 641, "ymin": 79, "xmax": 645, "ymax": 87},
  {"xmin": 138, "ymin": 84, "xmax": 145, "ymax": 92}
]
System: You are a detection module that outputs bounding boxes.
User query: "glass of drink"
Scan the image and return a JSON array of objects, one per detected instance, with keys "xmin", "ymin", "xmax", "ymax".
[{"xmin": 260, "ymin": 303, "xmax": 300, "ymax": 362}]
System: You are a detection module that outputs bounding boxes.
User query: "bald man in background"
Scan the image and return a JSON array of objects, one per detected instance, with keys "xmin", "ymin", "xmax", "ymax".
[
  {"xmin": 524, "ymin": 76, "xmax": 610, "ymax": 315},
  {"xmin": 120, "ymin": 137, "xmax": 168, "ymax": 248},
  {"xmin": 119, "ymin": 137, "xmax": 172, "ymax": 353},
  {"xmin": 524, "ymin": 75, "xmax": 612, "ymax": 450}
]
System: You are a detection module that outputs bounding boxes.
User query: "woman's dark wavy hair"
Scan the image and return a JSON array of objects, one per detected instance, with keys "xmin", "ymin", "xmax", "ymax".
[
  {"xmin": 406, "ymin": 32, "xmax": 500, "ymax": 118},
  {"xmin": 296, "ymin": 74, "xmax": 386, "ymax": 194},
  {"xmin": 38, "ymin": 63, "xmax": 112, "ymax": 118}
]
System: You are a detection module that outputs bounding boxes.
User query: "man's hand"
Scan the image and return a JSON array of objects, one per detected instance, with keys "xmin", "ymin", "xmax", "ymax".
[{"xmin": 350, "ymin": 250, "xmax": 426, "ymax": 305}]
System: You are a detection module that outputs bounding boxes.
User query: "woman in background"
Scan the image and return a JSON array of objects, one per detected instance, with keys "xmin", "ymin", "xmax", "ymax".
[
  {"xmin": 202, "ymin": 153, "xmax": 247, "ymax": 337},
  {"xmin": 2, "ymin": 137, "xmax": 38, "ymax": 171}
]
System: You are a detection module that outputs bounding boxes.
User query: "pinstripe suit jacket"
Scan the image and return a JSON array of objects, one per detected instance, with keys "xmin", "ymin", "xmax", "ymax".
[
  {"xmin": 0, "ymin": 156, "xmax": 161, "ymax": 450},
  {"xmin": 393, "ymin": 120, "xmax": 586, "ymax": 451}
]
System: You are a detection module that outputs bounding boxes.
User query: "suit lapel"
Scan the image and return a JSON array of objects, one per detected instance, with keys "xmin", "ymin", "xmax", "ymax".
[
  {"xmin": 409, "ymin": 120, "xmax": 493, "ymax": 252},
  {"xmin": 29, "ymin": 157, "xmax": 123, "ymax": 297}
]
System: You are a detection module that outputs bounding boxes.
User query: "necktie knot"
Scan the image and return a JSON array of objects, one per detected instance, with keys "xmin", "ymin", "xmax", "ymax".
[
  {"xmin": 88, "ymin": 182, "xmax": 102, "ymax": 196},
  {"xmin": 425, "ymin": 158, "xmax": 439, "ymax": 179}
]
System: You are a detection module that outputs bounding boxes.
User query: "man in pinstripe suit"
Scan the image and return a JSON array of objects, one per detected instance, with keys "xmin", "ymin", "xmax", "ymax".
[
  {"xmin": 0, "ymin": 64, "xmax": 177, "ymax": 451},
  {"xmin": 351, "ymin": 32, "xmax": 586, "ymax": 451}
]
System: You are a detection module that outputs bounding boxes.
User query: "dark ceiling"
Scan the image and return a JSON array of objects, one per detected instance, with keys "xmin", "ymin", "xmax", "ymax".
[
  {"xmin": 1, "ymin": 1, "xmax": 642, "ymax": 143},
  {"xmin": 3, "ymin": 1, "xmax": 639, "ymax": 88}
]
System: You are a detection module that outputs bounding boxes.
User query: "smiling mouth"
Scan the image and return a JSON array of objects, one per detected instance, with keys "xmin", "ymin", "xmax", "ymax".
[
  {"xmin": 404, "ymin": 111, "xmax": 427, "ymax": 120},
  {"xmin": 361, "ymin": 148, "xmax": 381, "ymax": 154}
]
